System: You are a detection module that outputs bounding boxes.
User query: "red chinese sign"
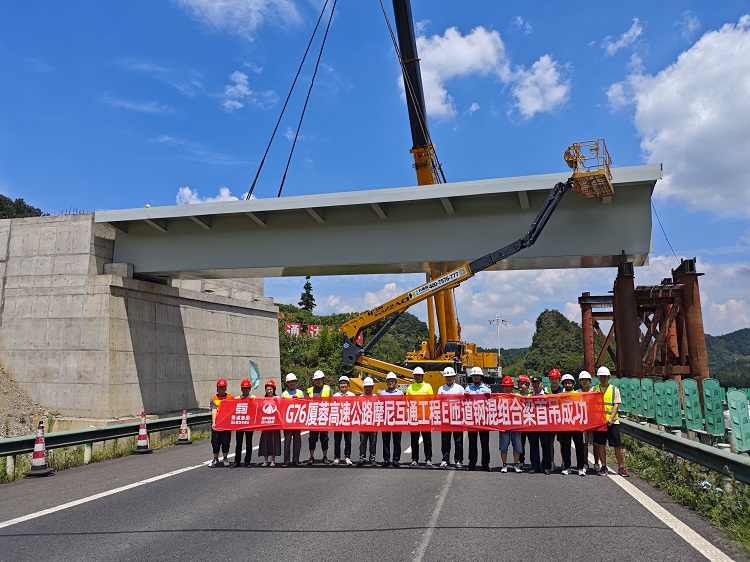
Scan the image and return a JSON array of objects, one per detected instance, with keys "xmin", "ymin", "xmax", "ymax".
[
  {"xmin": 214, "ymin": 393, "xmax": 606, "ymax": 432},
  {"xmin": 284, "ymin": 323, "xmax": 302, "ymax": 336}
]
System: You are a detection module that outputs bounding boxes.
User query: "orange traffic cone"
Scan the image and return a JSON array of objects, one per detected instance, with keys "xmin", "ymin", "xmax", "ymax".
[
  {"xmin": 25, "ymin": 421, "xmax": 54, "ymax": 477},
  {"xmin": 176, "ymin": 409, "xmax": 192, "ymax": 445},
  {"xmin": 132, "ymin": 412, "xmax": 153, "ymax": 454}
]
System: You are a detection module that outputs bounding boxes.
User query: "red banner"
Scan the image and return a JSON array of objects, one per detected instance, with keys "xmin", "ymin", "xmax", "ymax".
[{"xmin": 214, "ymin": 393, "xmax": 606, "ymax": 432}]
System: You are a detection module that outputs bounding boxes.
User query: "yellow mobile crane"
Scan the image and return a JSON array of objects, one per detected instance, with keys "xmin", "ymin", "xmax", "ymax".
[{"xmin": 344, "ymin": 1, "xmax": 614, "ymax": 393}]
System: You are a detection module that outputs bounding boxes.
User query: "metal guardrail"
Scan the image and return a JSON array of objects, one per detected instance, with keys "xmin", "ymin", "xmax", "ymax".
[
  {"xmin": 0, "ymin": 412, "xmax": 212, "ymax": 457},
  {"xmin": 621, "ymin": 419, "xmax": 750, "ymax": 486}
]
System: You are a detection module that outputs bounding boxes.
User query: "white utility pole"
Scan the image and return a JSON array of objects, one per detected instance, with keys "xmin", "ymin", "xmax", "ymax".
[{"xmin": 488, "ymin": 315, "xmax": 507, "ymax": 377}]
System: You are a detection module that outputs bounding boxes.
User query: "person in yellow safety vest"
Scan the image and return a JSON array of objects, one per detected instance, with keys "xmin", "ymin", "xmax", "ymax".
[
  {"xmin": 558, "ymin": 374, "xmax": 586, "ymax": 476},
  {"xmin": 577, "ymin": 370, "xmax": 600, "ymax": 472},
  {"xmin": 210, "ymin": 378, "xmax": 233, "ymax": 468},
  {"xmin": 593, "ymin": 366, "xmax": 630, "ymax": 477},
  {"xmin": 406, "ymin": 366, "xmax": 434, "ymax": 468},
  {"xmin": 232, "ymin": 379, "xmax": 255, "ymax": 468},
  {"xmin": 306, "ymin": 370, "xmax": 332, "ymax": 465},
  {"xmin": 281, "ymin": 373, "xmax": 304, "ymax": 468}
]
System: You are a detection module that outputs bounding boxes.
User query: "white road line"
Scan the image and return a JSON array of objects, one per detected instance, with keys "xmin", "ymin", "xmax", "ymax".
[
  {"xmin": 0, "ymin": 432, "xmax": 309, "ymax": 531},
  {"xmin": 413, "ymin": 469, "xmax": 455, "ymax": 562},
  {"xmin": 586, "ymin": 452, "xmax": 734, "ymax": 562}
]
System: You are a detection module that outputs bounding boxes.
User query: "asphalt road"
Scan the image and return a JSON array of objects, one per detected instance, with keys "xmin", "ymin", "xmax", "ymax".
[{"xmin": 0, "ymin": 432, "xmax": 746, "ymax": 562}]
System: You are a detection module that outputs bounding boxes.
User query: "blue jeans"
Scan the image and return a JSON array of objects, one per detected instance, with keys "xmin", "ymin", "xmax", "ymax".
[{"xmin": 499, "ymin": 431, "xmax": 522, "ymax": 453}]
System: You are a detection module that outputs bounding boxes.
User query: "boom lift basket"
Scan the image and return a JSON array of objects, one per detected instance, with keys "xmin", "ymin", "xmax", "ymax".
[{"xmin": 564, "ymin": 139, "xmax": 614, "ymax": 198}]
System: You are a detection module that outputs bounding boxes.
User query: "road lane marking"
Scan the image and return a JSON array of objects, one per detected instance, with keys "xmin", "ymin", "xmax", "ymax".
[
  {"xmin": 0, "ymin": 432, "xmax": 308, "ymax": 530},
  {"xmin": 413, "ymin": 469, "xmax": 455, "ymax": 562},
  {"xmin": 586, "ymin": 452, "xmax": 733, "ymax": 562}
]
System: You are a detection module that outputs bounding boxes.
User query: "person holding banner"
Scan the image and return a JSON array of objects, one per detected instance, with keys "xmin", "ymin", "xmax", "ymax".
[
  {"xmin": 232, "ymin": 379, "xmax": 255, "ymax": 468},
  {"xmin": 333, "ymin": 375, "xmax": 355, "ymax": 466},
  {"xmin": 281, "ymin": 373, "xmax": 305, "ymax": 468},
  {"xmin": 438, "ymin": 367, "xmax": 465, "ymax": 469},
  {"xmin": 406, "ymin": 367, "xmax": 434, "ymax": 468},
  {"xmin": 358, "ymin": 377, "xmax": 378, "ymax": 466},
  {"xmin": 210, "ymin": 378, "xmax": 233, "ymax": 468},
  {"xmin": 464, "ymin": 366, "xmax": 491, "ymax": 472},
  {"xmin": 498, "ymin": 376, "xmax": 523, "ymax": 473},
  {"xmin": 593, "ymin": 367, "xmax": 629, "ymax": 477},
  {"xmin": 306, "ymin": 370, "xmax": 332, "ymax": 466},
  {"xmin": 379, "ymin": 372, "xmax": 403, "ymax": 468},
  {"xmin": 258, "ymin": 380, "xmax": 281, "ymax": 467},
  {"xmin": 527, "ymin": 376, "xmax": 552, "ymax": 474},
  {"xmin": 558, "ymin": 374, "xmax": 586, "ymax": 476},
  {"xmin": 577, "ymin": 371, "xmax": 598, "ymax": 472},
  {"xmin": 516, "ymin": 374, "xmax": 531, "ymax": 466}
]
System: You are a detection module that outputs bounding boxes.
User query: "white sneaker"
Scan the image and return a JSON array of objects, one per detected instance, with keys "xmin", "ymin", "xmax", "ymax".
[
  {"xmin": 344, "ymin": 457, "xmax": 352, "ymax": 466},
  {"xmin": 578, "ymin": 468, "xmax": 586, "ymax": 476},
  {"xmin": 514, "ymin": 464, "xmax": 523, "ymax": 473},
  {"xmin": 439, "ymin": 461, "xmax": 449, "ymax": 468},
  {"xmin": 500, "ymin": 465, "xmax": 508, "ymax": 473},
  {"xmin": 426, "ymin": 460, "xmax": 434, "ymax": 468},
  {"xmin": 593, "ymin": 463, "xmax": 601, "ymax": 472},
  {"xmin": 561, "ymin": 468, "xmax": 570, "ymax": 475},
  {"xmin": 333, "ymin": 458, "xmax": 340, "ymax": 465},
  {"xmin": 410, "ymin": 460, "xmax": 418, "ymax": 467}
]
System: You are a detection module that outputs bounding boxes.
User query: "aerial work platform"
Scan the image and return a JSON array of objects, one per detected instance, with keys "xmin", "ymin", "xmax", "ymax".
[{"xmin": 94, "ymin": 164, "xmax": 661, "ymax": 280}]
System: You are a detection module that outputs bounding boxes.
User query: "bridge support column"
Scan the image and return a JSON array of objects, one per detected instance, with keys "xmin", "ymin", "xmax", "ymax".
[
  {"xmin": 613, "ymin": 261, "xmax": 642, "ymax": 378},
  {"xmin": 672, "ymin": 259, "xmax": 709, "ymax": 388},
  {"xmin": 580, "ymin": 295, "xmax": 595, "ymax": 375}
]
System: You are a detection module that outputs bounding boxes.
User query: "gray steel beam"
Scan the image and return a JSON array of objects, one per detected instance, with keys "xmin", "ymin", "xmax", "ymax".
[{"xmin": 95, "ymin": 164, "xmax": 661, "ymax": 279}]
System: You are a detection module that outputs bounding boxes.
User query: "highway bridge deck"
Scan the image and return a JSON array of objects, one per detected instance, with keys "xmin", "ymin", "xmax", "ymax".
[{"xmin": 1, "ymin": 432, "xmax": 743, "ymax": 561}]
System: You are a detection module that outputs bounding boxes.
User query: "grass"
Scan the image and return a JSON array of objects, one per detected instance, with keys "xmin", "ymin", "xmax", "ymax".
[
  {"xmin": 0, "ymin": 428, "xmax": 211, "ymax": 484},
  {"xmin": 622, "ymin": 434, "xmax": 750, "ymax": 553}
]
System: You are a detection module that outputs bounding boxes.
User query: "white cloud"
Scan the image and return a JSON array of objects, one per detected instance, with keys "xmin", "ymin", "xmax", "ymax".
[
  {"xmin": 412, "ymin": 26, "xmax": 568, "ymax": 121},
  {"xmin": 363, "ymin": 282, "xmax": 406, "ymax": 309},
  {"xmin": 678, "ymin": 11, "xmax": 701, "ymax": 40},
  {"xmin": 510, "ymin": 55, "xmax": 570, "ymax": 119},
  {"xmin": 152, "ymin": 134, "xmax": 247, "ymax": 166},
  {"xmin": 607, "ymin": 15, "xmax": 750, "ymax": 217},
  {"xmin": 416, "ymin": 26, "xmax": 509, "ymax": 120},
  {"xmin": 222, "ymin": 70, "xmax": 278, "ymax": 111},
  {"xmin": 174, "ymin": 0, "xmax": 303, "ymax": 41},
  {"xmin": 601, "ymin": 18, "xmax": 643, "ymax": 56},
  {"xmin": 176, "ymin": 186, "xmax": 251, "ymax": 204},
  {"xmin": 119, "ymin": 59, "xmax": 204, "ymax": 97},
  {"xmin": 102, "ymin": 95, "xmax": 173, "ymax": 114},
  {"xmin": 511, "ymin": 15, "xmax": 532, "ymax": 36},
  {"xmin": 466, "ymin": 102, "xmax": 480, "ymax": 115}
]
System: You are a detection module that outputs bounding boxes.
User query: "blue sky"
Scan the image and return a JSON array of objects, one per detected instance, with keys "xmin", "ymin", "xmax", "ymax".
[{"xmin": 2, "ymin": 1, "xmax": 750, "ymax": 350}]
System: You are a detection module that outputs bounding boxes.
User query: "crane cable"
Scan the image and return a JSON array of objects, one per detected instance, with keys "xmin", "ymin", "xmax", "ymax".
[
  {"xmin": 246, "ymin": 0, "xmax": 335, "ymax": 200},
  {"xmin": 277, "ymin": 0, "xmax": 338, "ymax": 197},
  {"xmin": 377, "ymin": 0, "xmax": 447, "ymax": 184}
]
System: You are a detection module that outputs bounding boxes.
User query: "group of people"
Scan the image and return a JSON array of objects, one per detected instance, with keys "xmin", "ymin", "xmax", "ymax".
[{"xmin": 208, "ymin": 365, "xmax": 629, "ymax": 477}]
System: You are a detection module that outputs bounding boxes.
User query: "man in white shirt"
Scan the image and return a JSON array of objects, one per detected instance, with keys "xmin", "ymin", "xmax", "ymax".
[
  {"xmin": 332, "ymin": 376, "xmax": 355, "ymax": 466},
  {"xmin": 438, "ymin": 367, "xmax": 465, "ymax": 469}
]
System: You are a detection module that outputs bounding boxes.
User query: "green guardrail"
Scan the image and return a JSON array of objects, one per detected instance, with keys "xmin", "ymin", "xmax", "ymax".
[
  {"xmin": 683, "ymin": 379, "xmax": 704, "ymax": 432},
  {"xmin": 727, "ymin": 391, "xmax": 750, "ymax": 452},
  {"xmin": 0, "ymin": 412, "xmax": 212, "ymax": 458},
  {"xmin": 702, "ymin": 378, "xmax": 725, "ymax": 436},
  {"xmin": 641, "ymin": 378, "xmax": 655, "ymax": 419}
]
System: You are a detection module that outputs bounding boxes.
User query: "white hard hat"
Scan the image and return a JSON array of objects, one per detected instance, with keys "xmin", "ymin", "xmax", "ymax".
[
  {"xmin": 285, "ymin": 373, "xmax": 297, "ymax": 382},
  {"xmin": 578, "ymin": 370, "xmax": 592, "ymax": 380},
  {"xmin": 386, "ymin": 372, "xmax": 397, "ymax": 380},
  {"xmin": 561, "ymin": 374, "xmax": 575, "ymax": 383},
  {"xmin": 597, "ymin": 366, "xmax": 612, "ymax": 377},
  {"xmin": 363, "ymin": 377, "xmax": 375, "ymax": 386},
  {"xmin": 412, "ymin": 366, "xmax": 425, "ymax": 375},
  {"xmin": 313, "ymin": 370, "xmax": 325, "ymax": 380},
  {"xmin": 338, "ymin": 375, "xmax": 350, "ymax": 383},
  {"xmin": 470, "ymin": 366, "xmax": 483, "ymax": 376},
  {"xmin": 443, "ymin": 367, "xmax": 456, "ymax": 377}
]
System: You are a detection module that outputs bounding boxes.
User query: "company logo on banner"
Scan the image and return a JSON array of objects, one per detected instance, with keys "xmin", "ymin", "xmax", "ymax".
[{"xmin": 214, "ymin": 394, "xmax": 606, "ymax": 432}]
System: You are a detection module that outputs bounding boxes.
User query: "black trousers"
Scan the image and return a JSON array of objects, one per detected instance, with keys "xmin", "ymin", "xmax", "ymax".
[
  {"xmin": 467, "ymin": 431, "xmax": 490, "ymax": 469},
  {"xmin": 559, "ymin": 431, "xmax": 586, "ymax": 470},
  {"xmin": 519, "ymin": 432, "xmax": 528, "ymax": 464},
  {"xmin": 382, "ymin": 432, "xmax": 402, "ymax": 463},
  {"xmin": 308, "ymin": 431, "xmax": 329, "ymax": 452},
  {"xmin": 359, "ymin": 432, "xmax": 377, "ymax": 461},
  {"xmin": 334, "ymin": 431, "xmax": 352, "ymax": 459},
  {"xmin": 234, "ymin": 430, "xmax": 253, "ymax": 463},
  {"xmin": 410, "ymin": 431, "xmax": 432, "ymax": 462},
  {"xmin": 528, "ymin": 432, "xmax": 552, "ymax": 471},
  {"xmin": 211, "ymin": 429, "xmax": 231, "ymax": 455},
  {"xmin": 441, "ymin": 431, "xmax": 464, "ymax": 463},
  {"xmin": 283, "ymin": 429, "xmax": 301, "ymax": 464}
]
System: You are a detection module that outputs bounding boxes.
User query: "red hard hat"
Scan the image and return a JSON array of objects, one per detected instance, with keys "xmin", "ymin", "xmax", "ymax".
[
  {"xmin": 548, "ymin": 369, "xmax": 561, "ymax": 379},
  {"xmin": 265, "ymin": 380, "xmax": 276, "ymax": 388},
  {"xmin": 240, "ymin": 379, "xmax": 251, "ymax": 389},
  {"xmin": 501, "ymin": 376, "xmax": 514, "ymax": 386},
  {"xmin": 216, "ymin": 378, "xmax": 228, "ymax": 387},
  {"xmin": 517, "ymin": 374, "xmax": 531, "ymax": 383}
]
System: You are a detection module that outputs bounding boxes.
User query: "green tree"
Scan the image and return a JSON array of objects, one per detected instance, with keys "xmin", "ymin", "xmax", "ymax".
[
  {"xmin": 298, "ymin": 276, "xmax": 316, "ymax": 312},
  {"xmin": 0, "ymin": 195, "xmax": 43, "ymax": 219}
]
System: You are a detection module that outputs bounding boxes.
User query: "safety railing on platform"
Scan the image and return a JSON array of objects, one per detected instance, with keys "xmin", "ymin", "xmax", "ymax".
[{"xmin": 1, "ymin": 412, "xmax": 212, "ymax": 479}]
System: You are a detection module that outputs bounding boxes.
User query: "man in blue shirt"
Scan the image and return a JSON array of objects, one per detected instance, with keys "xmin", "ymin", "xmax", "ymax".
[
  {"xmin": 379, "ymin": 372, "xmax": 404, "ymax": 468},
  {"xmin": 464, "ymin": 367, "xmax": 491, "ymax": 471}
]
